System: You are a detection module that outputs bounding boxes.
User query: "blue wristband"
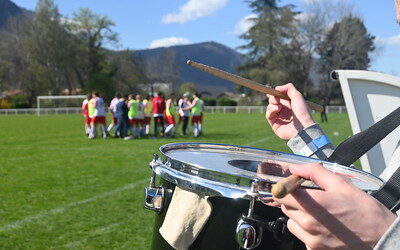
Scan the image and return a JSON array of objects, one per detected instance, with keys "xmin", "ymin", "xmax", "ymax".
[{"xmin": 296, "ymin": 135, "xmax": 331, "ymax": 157}]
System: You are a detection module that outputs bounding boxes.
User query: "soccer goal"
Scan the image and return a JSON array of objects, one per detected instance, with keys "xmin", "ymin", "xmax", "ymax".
[{"xmin": 37, "ymin": 95, "xmax": 86, "ymax": 115}]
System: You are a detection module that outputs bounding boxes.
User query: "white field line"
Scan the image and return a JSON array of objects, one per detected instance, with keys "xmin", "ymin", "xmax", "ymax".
[
  {"xmin": 62, "ymin": 222, "xmax": 125, "ymax": 248},
  {"xmin": 0, "ymin": 179, "xmax": 147, "ymax": 233},
  {"xmin": 243, "ymin": 135, "xmax": 275, "ymax": 146}
]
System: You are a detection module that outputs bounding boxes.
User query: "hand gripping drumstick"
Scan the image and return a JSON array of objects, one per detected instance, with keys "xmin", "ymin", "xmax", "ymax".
[
  {"xmin": 186, "ymin": 60, "xmax": 324, "ymax": 113},
  {"xmin": 271, "ymin": 174, "xmax": 305, "ymax": 199},
  {"xmin": 273, "ymin": 105, "xmax": 400, "ymax": 198}
]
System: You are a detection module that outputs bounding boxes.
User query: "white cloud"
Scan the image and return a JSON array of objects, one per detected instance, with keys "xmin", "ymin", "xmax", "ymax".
[
  {"xmin": 375, "ymin": 35, "xmax": 400, "ymax": 47},
  {"xmin": 162, "ymin": 0, "xmax": 228, "ymax": 24},
  {"xmin": 149, "ymin": 37, "xmax": 192, "ymax": 49},
  {"xmin": 231, "ymin": 14, "xmax": 257, "ymax": 35}
]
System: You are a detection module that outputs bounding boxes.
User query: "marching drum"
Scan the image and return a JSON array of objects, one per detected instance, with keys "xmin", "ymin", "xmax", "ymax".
[{"xmin": 144, "ymin": 143, "xmax": 384, "ymax": 250}]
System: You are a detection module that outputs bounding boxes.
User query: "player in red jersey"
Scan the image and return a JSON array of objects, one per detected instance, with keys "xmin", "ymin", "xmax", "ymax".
[{"xmin": 152, "ymin": 92, "xmax": 166, "ymax": 137}]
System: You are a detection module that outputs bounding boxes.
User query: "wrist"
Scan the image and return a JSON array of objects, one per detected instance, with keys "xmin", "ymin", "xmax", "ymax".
[
  {"xmin": 294, "ymin": 119, "xmax": 315, "ymax": 134},
  {"xmin": 287, "ymin": 123, "xmax": 335, "ymax": 160}
]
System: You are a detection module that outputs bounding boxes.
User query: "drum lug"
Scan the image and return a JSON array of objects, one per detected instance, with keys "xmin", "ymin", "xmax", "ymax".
[
  {"xmin": 235, "ymin": 196, "xmax": 263, "ymax": 249},
  {"xmin": 144, "ymin": 185, "xmax": 165, "ymax": 213},
  {"xmin": 235, "ymin": 182, "xmax": 263, "ymax": 249},
  {"xmin": 237, "ymin": 181, "xmax": 293, "ymax": 246},
  {"xmin": 144, "ymin": 166, "xmax": 172, "ymax": 213},
  {"xmin": 149, "ymin": 154, "xmax": 162, "ymax": 169}
]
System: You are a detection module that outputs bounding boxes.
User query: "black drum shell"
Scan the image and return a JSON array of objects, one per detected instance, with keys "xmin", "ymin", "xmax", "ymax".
[{"xmin": 150, "ymin": 178, "xmax": 306, "ymax": 250}]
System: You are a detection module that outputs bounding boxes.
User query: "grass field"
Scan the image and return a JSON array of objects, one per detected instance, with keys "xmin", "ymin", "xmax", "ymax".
[{"xmin": 0, "ymin": 112, "xmax": 353, "ymax": 249}]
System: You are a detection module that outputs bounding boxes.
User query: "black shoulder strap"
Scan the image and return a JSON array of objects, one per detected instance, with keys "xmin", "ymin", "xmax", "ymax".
[
  {"xmin": 328, "ymin": 106, "xmax": 400, "ymax": 166},
  {"xmin": 372, "ymin": 166, "xmax": 400, "ymax": 212},
  {"xmin": 326, "ymin": 106, "xmax": 400, "ymax": 212}
]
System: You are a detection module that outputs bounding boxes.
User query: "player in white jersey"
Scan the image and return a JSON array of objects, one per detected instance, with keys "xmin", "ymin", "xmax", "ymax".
[
  {"xmin": 89, "ymin": 92, "xmax": 108, "ymax": 139},
  {"xmin": 107, "ymin": 94, "xmax": 121, "ymax": 133},
  {"xmin": 178, "ymin": 93, "xmax": 191, "ymax": 135}
]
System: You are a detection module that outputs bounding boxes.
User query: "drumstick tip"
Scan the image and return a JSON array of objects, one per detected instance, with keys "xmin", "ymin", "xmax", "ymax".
[{"xmin": 271, "ymin": 183, "xmax": 287, "ymax": 199}]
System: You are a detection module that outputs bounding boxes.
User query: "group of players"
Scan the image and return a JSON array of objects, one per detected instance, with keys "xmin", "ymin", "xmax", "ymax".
[{"xmin": 82, "ymin": 91, "xmax": 204, "ymax": 139}]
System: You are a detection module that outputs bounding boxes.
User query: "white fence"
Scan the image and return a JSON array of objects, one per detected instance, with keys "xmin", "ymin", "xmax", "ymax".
[
  {"xmin": 0, "ymin": 106, "xmax": 347, "ymax": 116},
  {"xmin": 0, "ymin": 107, "xmax": 82, "ymax": 115}
]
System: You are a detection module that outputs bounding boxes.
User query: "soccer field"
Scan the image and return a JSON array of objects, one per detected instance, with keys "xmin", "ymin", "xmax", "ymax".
[{"xmin": 0, "ymin": 112, "xmax": 353, "ymax": 249}]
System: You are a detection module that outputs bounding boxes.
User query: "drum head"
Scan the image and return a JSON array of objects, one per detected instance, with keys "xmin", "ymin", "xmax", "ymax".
[{"xmin": 153, "ymin": 143, "xmax": 384, "ymax": 199}]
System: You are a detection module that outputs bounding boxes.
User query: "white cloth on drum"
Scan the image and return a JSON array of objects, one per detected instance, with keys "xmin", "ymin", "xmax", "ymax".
[{"xmin": 159, "ymin": 187, "xmax": 212, "ymax": 250}]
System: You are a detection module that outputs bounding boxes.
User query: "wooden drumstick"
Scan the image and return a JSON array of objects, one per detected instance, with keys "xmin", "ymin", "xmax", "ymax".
[
  {"xmin": 187, "ymin": 60, "xmax": 323, "ymax": 113},
  {"xmin": 271, "ymin": 174, "xmax": 305, "ymax": 198}
]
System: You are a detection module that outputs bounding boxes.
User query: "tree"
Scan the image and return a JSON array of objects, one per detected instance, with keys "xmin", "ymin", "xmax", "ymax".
[
  {"xmin": 140, "ymin": 49, "xmax": 178, "ymax": 92},
  {"xmin": 238, "ymin": 1, "xmax": 298, "ymax": 90},
  {"xmin": 158, "ymin": 49, "xmax": 178, "ymax": 91},
  {"xmin": 68, "ymin": 8, "xmax": 118, "ymax": 96},
  {"xmin": 0, "ymin": 15, "xmax": 46, "ymax": 106},
  {"xmin": 111, "ymin": 49, "xmax": 147, "ymax": 95},
  {"xmin": 0, "ymin": 0, "xmax": 83, "ymax": 105},
  {"xmin": 317, "ymin": 16, "xmax": 375, "ymax": 104},
  {"xmin": 178, "ymin": 82, "xmax": 197, "ymax": 96},
  {"xmin": 29, "ymin": 0, "xmax": 80, "ymax": 94},
  {"xmin": 237, "ymin": 0, "xmax": 359, "ymax": 99},
  {"xmin": 291, "ymin": 0, "xmax": 355, "ymax": 97},
  {"xmin": 0, "ymin": 2, "xmax": 121, "ymax": 105}
]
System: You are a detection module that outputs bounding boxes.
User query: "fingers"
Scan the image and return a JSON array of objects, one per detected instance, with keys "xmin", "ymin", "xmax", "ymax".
[
  {"xmin": 288, "ymin": 163, "xmax": 346, "ymax": 191},
  {"xmin": 267, "ymin": 93, "xmax": 291, "ymax": 107},
  {"xmin": 275, "ymin": 83, "xmax": 297, "ymax": 97},
  {"xmin": 284, "ymin": 83, "xmax": 304, "ymax": 100},
  {"xmin": 282, "ymin": 205, "xmax": 320, "ymax": 235},
  {"xmin": 286, "ymin": 218, "xmax": 316, "ymax": 249},
  {"xmin": 274, "ymin": 84, "xmax": 290, "ymax": 95},
  {"xmin": 274, "ymin": 83, "xmax": 304, "ymax": 103},
  {"xmin": 266, "ymin": 103, "xmax": 281, "ymax": 126},
  {"xmin": 267, "ymin": 94, "xmax": 280, "ymax": 105},
  {"xmin": 274, "ymin": 188, "xmax": 323, "ymax": 211},
  {"xmin": 273, "ymin": 84, "xmax": 313, "ymax": 126}
]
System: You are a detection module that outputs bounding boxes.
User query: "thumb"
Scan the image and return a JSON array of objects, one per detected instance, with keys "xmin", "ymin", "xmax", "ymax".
[{"xmin": 288, "ymin": 163, "xmax": 344, "ymax": 191}]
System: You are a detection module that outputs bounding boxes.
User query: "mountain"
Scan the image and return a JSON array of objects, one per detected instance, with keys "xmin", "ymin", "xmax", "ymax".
[
  {"xmin": 0, "ymin": 0, "xmax": 33, "ymax": 29},
  {"xmin": 134, "ymin": 41, "xmax": 246, "ymax": 96}
]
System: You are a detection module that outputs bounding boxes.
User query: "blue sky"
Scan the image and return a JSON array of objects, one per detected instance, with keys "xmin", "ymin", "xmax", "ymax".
[{"xmin": 11, "ymin": 0, "xmax": 400, "ymax": 75}]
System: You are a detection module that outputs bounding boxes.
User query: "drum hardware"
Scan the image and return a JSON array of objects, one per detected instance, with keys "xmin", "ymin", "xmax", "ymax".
[
  {"xmin": 144, "ymin": 154, "xmax": 172, "ymax": 213},
  {"xmin": 236, "ymin": 181, "xmax": 293, "ymax": 249},
  {"xmin": 239, "ymin": 215, "xmax": 293, "ymax": 241},
  {"xmin": 236, "ymin": 182, "xmax": 263, "ymax": 249}
]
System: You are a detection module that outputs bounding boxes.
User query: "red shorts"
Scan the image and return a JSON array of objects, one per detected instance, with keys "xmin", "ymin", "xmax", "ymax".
[
  {"xmin": 91, "ymin": 116, "xmax": 106, "ymax": 124},
  {"xmin": 166, "ymin": 115, "xmax": 176, "ymax": 125},
  {"xmin": 129, "ymin": 118, "xmax": 141, "ymax": 126},
  {"xmin": 112, "ymin": 117, "xmax": 117, "ymax": 124},
  {"xmin": 192, "ymin": 115, "xmax": 201, "ymax": 124},
  {"xmin": 144, "ymin": 116, "xmax": 151, "ymax": 124},
  {"xmin": 84, "ymin": 116, "xmax": 91, "ymax": 125}
]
